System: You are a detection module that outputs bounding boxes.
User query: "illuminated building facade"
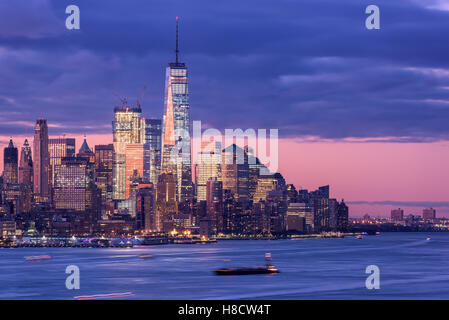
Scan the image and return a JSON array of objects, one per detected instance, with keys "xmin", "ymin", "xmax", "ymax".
[
  {"xmin": 161, "ymin": 17, "xmax": 192, "ymax": 203},
  {"xmin": 112, "ymin": 105, "xmax": 144, "ymax": 200},
  {"xmin": 3, "ymin": 139, "xmax": 18, "ymax": 185},
  {"xmin": 18, "ymin": 139, "xmax": 33, "ymax": 186},
  {"xmin": 125, "ymin": 144, "xmax": 144, "ymax": 199},
  {"xmin": 156, "ymin": 172, "xmax": 177, "ymax": 232},
  {"xmin": 136, "ymin": 183, "xmax": 156, "ymax": 232},
  {"xmin": 33, "ymin": 119, "xmax": 50, "ymax": 202},
  {"xmin": 53, "ymin": 157, "xmax": 88, "ymax": 211},
  {"xmin": 94, "ymin": 144, "xmax": 114, "ymax": 212},
  {"xmin": 221, "ymin": 144, "xmax": 249, "ymax": 203},
  {"xmin": 195, "ymin": 141, "xmax": 222, "ymax": 201},
  {"xmin": 144, "ymin": 119, "xmax": 162, "ymax": 186},
  {"xmin": 49, "ymin": 138, "xmax": 76, "ymax": 187}
]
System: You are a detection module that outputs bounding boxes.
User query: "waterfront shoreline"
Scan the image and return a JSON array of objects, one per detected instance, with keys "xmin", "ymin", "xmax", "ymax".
[{"xmin": 0, "ymin": 232, "xmax": 368, "ymax": 248}]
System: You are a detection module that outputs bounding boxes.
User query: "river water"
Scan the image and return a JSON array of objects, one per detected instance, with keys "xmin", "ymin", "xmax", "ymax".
[{"xmin": 1, "ymin": 232, "xmax": 448, "ymax": 299}]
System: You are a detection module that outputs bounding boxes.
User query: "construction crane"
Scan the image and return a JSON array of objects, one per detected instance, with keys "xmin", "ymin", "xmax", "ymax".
[
  {"xmin": 136, "ymin": 85, "xmax": 147, "ymax": 108},
  {"xmin": 114, "ymin": 92, "xmax": 127, "ymax": 108}
]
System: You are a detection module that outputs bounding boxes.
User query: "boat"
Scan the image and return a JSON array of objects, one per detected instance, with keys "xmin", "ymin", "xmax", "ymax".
[
  {"xmin": 215, "ymin": 266, "xmax": 279, "ymax": 275},
  {"xmin": 138, "ymin": 254, "xmax": 153, "ymax": 259},
  {"xmin": 426, "ymin": 237, "xmax": 431, "ymax": 241},
  {"xmin": 214, "ymin": 252, "xmax": 280, "ymax": 276},
  {"xmin": 355, "ymin": 235, "xmax": 363, "ymax": 239},
  {"xmin": 25, "ymin": 255, "xmax": 51, "ymax": 261}
]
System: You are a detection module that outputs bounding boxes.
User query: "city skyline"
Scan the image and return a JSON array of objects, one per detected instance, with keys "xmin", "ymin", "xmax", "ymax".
[{"xmin": 0, "ymin": 0, "xmax": 449, "ymax": 216}]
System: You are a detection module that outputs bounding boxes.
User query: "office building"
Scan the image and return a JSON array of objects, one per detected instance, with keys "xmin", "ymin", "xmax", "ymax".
[
  {"xmin": 221, "ymin": 144, "xmax": 249, "ymax": 203},
  {"xmin": 94, "ymin": 144, "xmax": 114, "ymax": 212},
  {"xmin": 161, "ymin": 17, "xmax": 193, "ymax": 202},
  {"xmin": 144, "ymin": 119, "xmax": 162, "ymax": 186},
  {"xmin": 112, "ymin": 101, "xmax": 144, "ymax": 200},
  {"xmin": 125, "ymin": 144, "xmax": 144, "ymax": 199},
  {"xmin": 53, "ymin": 157, "xmax": 89, "ymax": 211},
  {"xmin": 195, "ymin": 141, "xmax": 221, "ymax": 201},
  {"xmin": 33, "ymin": 119, "xmax": 50, "ymax": 202},
  {"xmin": 48, "ymin": 137, "xmax": 76, "ymax": 186}
]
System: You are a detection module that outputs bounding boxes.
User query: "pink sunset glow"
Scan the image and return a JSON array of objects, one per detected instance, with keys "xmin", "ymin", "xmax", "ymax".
[{"xmin": 1, "ymin": 133, "xmax": 448, "ymax": 217}]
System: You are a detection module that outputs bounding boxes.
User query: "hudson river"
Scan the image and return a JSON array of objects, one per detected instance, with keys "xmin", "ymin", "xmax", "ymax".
[{"xmin": 1, "ymin": 232, "xmax": 448, "ymax": 299}]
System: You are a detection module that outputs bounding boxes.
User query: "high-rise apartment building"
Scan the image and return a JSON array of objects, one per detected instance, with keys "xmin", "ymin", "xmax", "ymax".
[
  {"xmin": 391, "ymin": 208, "xmax": 404, "ymax": 221},
  {"xmin": 422, "ymin": 208, "xmax": 436, "ymax": 221},
  {"xmin": 287, "ymin": 202, "xmax": 314, "ymax": 232},
  {"xmin": 253, "ymin": 173, "xmax": 285, "ymax": 202},
  {"xmin": 136, "ymin": 183, "xmax": 156, "ymax": 232},
  {"xmin": 156, "ymin": 172, "xmax": 177, "ymax": 232},
  {"xmin": 335, "ymin": 200, "xmax": 349, "ymax": 230},
  {"xmin": 33, "ymin": 119, "xmax": 50, "ymax": 202}
]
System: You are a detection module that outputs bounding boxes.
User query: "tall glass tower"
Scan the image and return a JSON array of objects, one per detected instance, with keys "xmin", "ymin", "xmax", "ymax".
[
  {"xmin": 144, "ymin": 118, "xmax": 162, "ymax": 186},
  {"xmin": 112, "ymin": 103, "xmax": 144, "ymax": 200},
  {"xmin": 161, "ymin": 17, "xmax": 193, "ymax": 202}
]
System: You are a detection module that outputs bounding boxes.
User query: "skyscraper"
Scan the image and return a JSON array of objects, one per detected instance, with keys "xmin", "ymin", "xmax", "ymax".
[
  {"xmin": 18, "ymin": 139, "xmax": 33, "ymax": 186},
  {"xmin": 335, "ymin": 199, "xmax": 349, "ymax": 231},
  {"xmin": 221, "ymin": 144, "xmax": 249, "ymax": 203},
  {"xmin": 77, "ymin": 138, "xmax": 100, "ymax": 214},
  {"xmin": 156, "ymin": 172, "xmax": 177, "ymax": 232},
  {"xmin": 144, "ymin": 119, "xmax": 162, "ymax": 186},
  {"xmin": 206, "ymin": 177, "xmax": 223, "ymax": 231},
  {"xmin": 53, "ymin": 157, "xmax": 88, "ymax": 211},
  {"xmin": 195, "ymin": 141, "xmax": 222, "ymax": 201},
  {"xmin": 136, "ymin": 183, "xmax": 156, "ymax": 232},
  {"xmin": 49, "ymin": 137, "xmax": 76, "ymax": 187},
  {"xmin": 33, "ymin": 119, "xmax": 50, "ymax": 202},
  {"xmin": 161, "ymin": 17, "xmax": 193, "ymax": 203},
  {"xmin": 18, "ymin": 139, "xmax": 33, "ymax": 213},
  {"xmin": 112, "ymin": 102, "xmax": 144, "ymax": 200},
  {"xmin": 3, "ymin": 139, "xmax": 18, "ymax": 185},
  {"xmin": 95, "ymin": 144, "xmax": 114, "ymax": 212},
  {"xmin": 125, "ymin": 144, "xmax": 144, "ymax": 199}
]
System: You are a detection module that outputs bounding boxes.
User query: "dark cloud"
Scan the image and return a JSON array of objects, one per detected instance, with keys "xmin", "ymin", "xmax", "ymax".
[{"xmin": 0, "ymin": 0, "xmax": 448, "ymax": 141}]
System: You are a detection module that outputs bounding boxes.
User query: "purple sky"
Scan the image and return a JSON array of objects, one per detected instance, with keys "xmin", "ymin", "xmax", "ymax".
[{"xmin": 0, "ymin": 0, "xmax": 449, "ymax": 216}]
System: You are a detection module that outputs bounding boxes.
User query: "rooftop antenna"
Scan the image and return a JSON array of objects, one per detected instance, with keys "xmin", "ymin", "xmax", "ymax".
[{"xmin": 175, "ymin": 16, "xmax": 179, "ymax": 64}]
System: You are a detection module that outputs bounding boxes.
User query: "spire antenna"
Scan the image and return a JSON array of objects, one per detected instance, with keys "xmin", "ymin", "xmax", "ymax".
[{"xmin": 175, "ymin": 16, "xmax": 179, "ymax": 64}]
